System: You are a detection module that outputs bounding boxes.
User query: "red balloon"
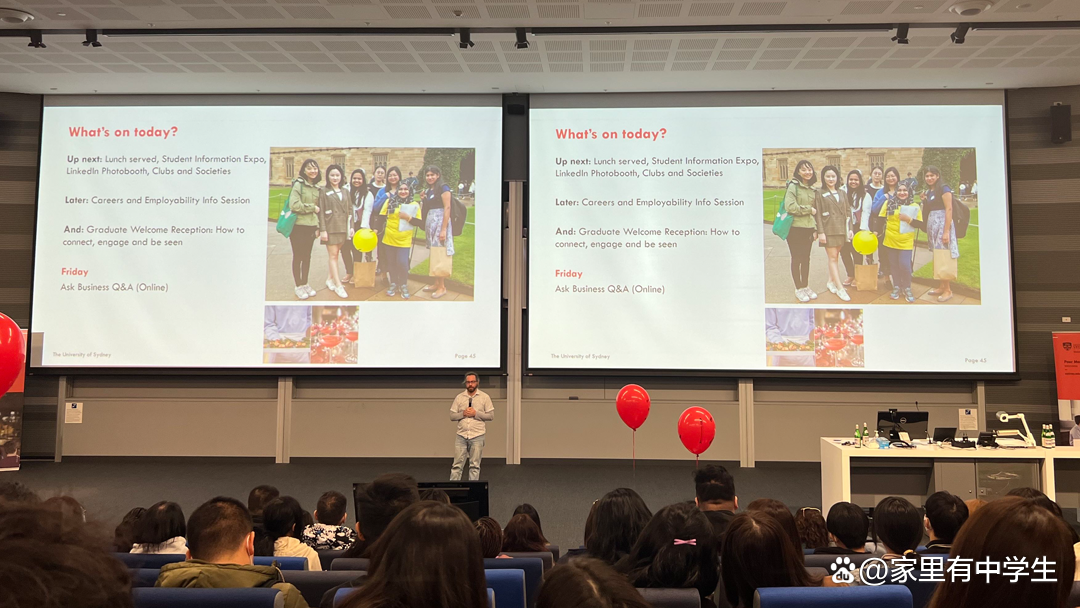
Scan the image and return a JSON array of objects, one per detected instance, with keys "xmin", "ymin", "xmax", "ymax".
[
  {"xmin": 616, "ymin": 384, "xmax": 650, "ymax": 430},
  {"xmin": 678, "ymin": 406, "xmax": 716, "ymax": 455},
  {"xmin": 0, "ymin": 313, "xmax": 25, "ymax": 398}
]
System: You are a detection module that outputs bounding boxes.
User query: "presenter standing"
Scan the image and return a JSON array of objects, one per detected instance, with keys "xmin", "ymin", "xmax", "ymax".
[{"xmin": 450, "ymin": 372, "xmax": 494, "ymax": 481}]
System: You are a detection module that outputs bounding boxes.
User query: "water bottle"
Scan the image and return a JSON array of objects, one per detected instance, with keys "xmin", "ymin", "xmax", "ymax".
[
  {"xmin": 855, "ymin": 424, "xmax": 862, "ymax": 448},
  {"xmin": 863, "ymin": 423, "xmax": 870, "ymax": 447}
]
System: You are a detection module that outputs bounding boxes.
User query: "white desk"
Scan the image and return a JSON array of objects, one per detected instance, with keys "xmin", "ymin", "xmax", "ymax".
[{"xmin": 820, "ymin": 437, "xmax": 1080, "ymax": 511}]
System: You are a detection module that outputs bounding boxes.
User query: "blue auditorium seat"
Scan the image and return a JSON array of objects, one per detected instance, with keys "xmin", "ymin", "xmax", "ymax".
[
  {"xmin": 754, "ymin": 585, "xmax": 912, "ymax": 608},
  {"xmin": 636, "ymin": 588, "xmax": 701, "ymax": 608},
  {"xmin": 499, "ymin": 551, "xmax": 553, "ymax": 572},
  {"xmin": 330, "ymin": 557, "xmax": 369, "ymax": 571},
  {"xmin": 485, "ymin": 569, "xmax": 526, "ymax": 608},
  {"xmin": 545, "ymin": 544, "xmax": 561, "ymax": 561},
  {"xmin": 484, "ymin": 557, "xmax": 542, "ymax": 608},
  {"xmin": 132, "ymin": 587, "xmax": 282, "ymax": 608},
  {"xmin": 113, "ymin": 553, "xmax": 186, "ymax": 569},
  {"xmin": 316, "ymin": 550, "xmax": 345, "ymax": 570},
  {"xmin": 130, "ymin": 568, "xmax": 161, "ymax": 588},
  {"xmin": 488, "ymin": 588, "xmax": 495, "ymax": 608},
  {"xmin": 253, "ymin": 556, "xmax": 308, "ymax": 570},
  {"xmin": 280, "ymin": 570, "xmax": 364, "ymax": 606}
]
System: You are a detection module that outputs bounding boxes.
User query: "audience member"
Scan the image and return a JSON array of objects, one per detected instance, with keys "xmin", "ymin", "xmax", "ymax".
[
  {"xmin": 341, "ymin": 473, "xmax": 420, "ymax": 559},
  {"xmin": 43, "ymin": 495, "xmax": 87, "ymax": 522},
  {"xmin": 420, "ymin": 488, "xmax": 452, "ymax": 504},
  {"xmin": 503, "ymin": 513, "xmax": 548, "ymax": 553},
  {"xmin": 130, "ymin": 501, "xmax": 187, "ymax": 554},
  {"xmin": 256, "ymin": 497, "xmax": 321, "ymax": 570},
  {"xmin": 537, "ymin": 558, "xmax": 652, "ymax": 608},
  {"xmin": 694, "ymin": 464, "xmax": 738, "ymax": 544},
  {"xmin": 920, "ymin": 491, "xmax": 968, "ymax": 555},
  {"xmin": 113, "ymin": 506, "xmax": 146, "ymax": 552},
  {"xmin": 560, "ymin": 498, "xmax": 599, "ymax": 563},
  {"xmin": 1006, "ymin": 486, "xmax": 1080, "ymax": 545},
  {"xmin": 871, "ymin": 496, "xmax": 923, "ymax": 560},
  {"xmin": 616, "ymin": 502, "xmax": 720, "ymax": 608},
  {"xmin": 0, "ymin": 504, "xmax": 133, "ymax": 608},
  {"xmin": 964, "ymin": 498, "xmax": 987, "ymax": 516},
  {"xmin": 0, "ymin": 480, "xmax": 40, "ymax": 505},
  {"xmin": 248, "ymin": 485, "xmax": 280, "ymax": 523},
  {"xmin": 337, "ymin": 502, "xmax": 487, "ymax": 608},
  {"xmin": 815, "ymin": 502, "xmax": 869, "ymax": 555},
  {"xmin": 513, "ymin": 503, "xmax": 548, "ymax": 544},
  {"xmin": 302, "ymin": 490, "xmax": 356, "ymax": 551},
  {"xmin": 584, "ymin": 487, "xmax": 652, "ymax": 566},
  {"xmin": 926, "ymin": 496, "xmax": 1075, "ymax": 608},
  {"xmin": 156, "ymin": 496, "xmax": 308, "ymax": 608},
  {"xmin": 794, "ymin": 507, "xmax": 829, "ymax": 551},
  {"xmin": 474, "ymin": 516, "xmax": 504, "ymax": 558},
  {"xmin": 722, "ymin": 511, "xmax": 838, "ymax": 608},
  {"xmin": 746, "ymin": 498, "xmax": 803, "ymax": 560}
]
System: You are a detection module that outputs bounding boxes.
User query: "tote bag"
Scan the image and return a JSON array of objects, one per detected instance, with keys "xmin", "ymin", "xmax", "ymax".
[
  {"xmin": 276, "ymin": 207, "xmax": 297, "ymax": 239},
  {"xmin": 772, "ymin": 210, "xmax": 794, "ymax": 240},
  {"xmin": 933, "ymin": 250, "xmax": 958, "ymax": 281},
  {"xmin": 429, "ymin": 246, "xmax": 453, "ymax": 278},
  {"xmin": 352, "ymin": 261, "xmax": 376, "ymax": 288},
  {"xmin": 855, "ymin": 264, "xmax": 879, "ymax": 292}
]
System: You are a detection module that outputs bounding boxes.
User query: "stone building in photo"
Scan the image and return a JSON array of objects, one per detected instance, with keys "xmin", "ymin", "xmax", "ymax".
[
  {"xmin": 762, "ymin": 147, "xmax": 926, "ymax": 189},
  {"xmin": 270, "ymin": 147, "xmax": 428, "ymax": 187}
]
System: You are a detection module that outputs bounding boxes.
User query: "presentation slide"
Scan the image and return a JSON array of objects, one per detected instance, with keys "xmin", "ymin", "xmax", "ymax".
[
  {"xmin": 528, "ymin": 99, "xmax": 1014, "ymax": 373},
  {"xmin": 31, "ymin": 99, "xmax": 502, "ymax": 369}
]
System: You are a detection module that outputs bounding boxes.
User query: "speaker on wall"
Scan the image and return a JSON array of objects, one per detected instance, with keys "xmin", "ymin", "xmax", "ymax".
[{"xmin": 1050, "ymin": 103, "xmax": 1072, "ymax": 144}]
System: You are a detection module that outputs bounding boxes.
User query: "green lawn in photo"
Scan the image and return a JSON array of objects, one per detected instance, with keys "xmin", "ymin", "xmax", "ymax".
[
  {"xmin": 269, "ymin": 186, "xmax": 290, "ymax": 221},
  {"xmin": 763, "ymin": 188, "xmax": 785, "ymax": 223},
  {"xmin": 412, "ymin": 206, "xmax": 476, "ymax": 287}
]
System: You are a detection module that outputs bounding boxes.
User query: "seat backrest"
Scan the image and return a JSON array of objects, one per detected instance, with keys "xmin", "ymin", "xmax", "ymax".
[
  {"xmin": 488, "ymin": 588, "xmax": 495, "ymax": 608},
  {"xmin": 500, "ymin": 552, "xmax": 553, "ymax": 572},
  {"xmin": 486, "ymin": 569, "xmax": 527, "ymax": 608},
  {"xmin": 253, "ymin": 556, "xmax": 308, "ymax": 570},
  {"xmin": 316, "ymin": 550, "xmax": 345, "ymax": 570},
  {"xmin": 114, "ymin": 553, "xmax": 186, "ymax": 569},
  {"xmin": 132, "ymin": 587, "xmax": 283, "ymax": 608},
  {"xmin": 331, "ymin": 558, "xmax": 370, "ymax": 571},
  {"xmin": 1069, "ymin": 581, "xmax": 1080, "ymax": 608},
  {"xmin": 753, "ymin": 585, "xmax": 912, "ymax": 608},
  {"xmin": 279, "ymin": 570, "xmax": 364, "ymax": 607},
  {"xmin": 636, "ymin": 588, "xmax": 702, "ymax": 608},
  {"xmin": 130, "ymin": 568, "xmax": 162, "ymax": 588},
  {"xmin": 900, "ymin": 576, "xmax": 939, "ymax": 608},
  {"xmin": 484, "ymin": 558, "xmax": 542, "ymax": 608},
  {"xmin": 803, "ymin": 553, "xmax": 876, "ymax": 570},
  {"xmin": 545, "ymin": 544, "xmax": 561, "ymax": 561}
]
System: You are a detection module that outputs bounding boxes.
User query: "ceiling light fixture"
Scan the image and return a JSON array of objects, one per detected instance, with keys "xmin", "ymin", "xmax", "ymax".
[
  {"xmin": 950, "ymin": 24, "xmax": 970, "ymax": 43},
  {"xmin": 514, "ymin": 28, "xmax": 529, "ymax": 49},
  {"xmin": 82, "ymin": 28, "xmax": 101, "ymax": 47},
  {"xmin": 892, "ymin": 23, "xmax": 910, "ymax": 44},
  {"xmin": 27, "ymin": 30, "xmax": 45, "ymax": 48},
  {"xmin": 458, "ymin": 28, "xmax": 473, "ymax": 49},
  {"xmin": 0, "ymin": 7, "xmax": 34, "ymax": 23},
  {"xmin": 948, "ymin": 1, "xmax": 994, "ymax": 17}
]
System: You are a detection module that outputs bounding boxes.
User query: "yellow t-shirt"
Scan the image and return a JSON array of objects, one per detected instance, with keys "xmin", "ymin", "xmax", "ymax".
[
  {"xmin": 879, "ymin": 200, "xmax": 922, "ymax": 251},
  {"xmin": 379, "ymin": 200, "xmax": 416, "ymax": 248}
]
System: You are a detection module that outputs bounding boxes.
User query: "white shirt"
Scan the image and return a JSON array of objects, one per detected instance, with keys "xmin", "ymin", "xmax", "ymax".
[
  {"xmin": 1070, "ymin": 425, "xmax": 1080, "ymax": 446},
  {"xmin": 274, "ymin": 536, "xmax": 321, "ymax": 571},
  {"xmin": 451, "ymin": 390, "xmax": 494, "ymax": 440},
  {"xmin": 130, "ymin": 536, "xmax": 187, "ymax": 554}
]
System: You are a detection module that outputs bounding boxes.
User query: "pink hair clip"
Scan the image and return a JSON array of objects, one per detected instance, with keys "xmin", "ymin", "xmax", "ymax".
[{"xmin": 673, "ymin": 539, "xmax": 697, "ymax": 546}]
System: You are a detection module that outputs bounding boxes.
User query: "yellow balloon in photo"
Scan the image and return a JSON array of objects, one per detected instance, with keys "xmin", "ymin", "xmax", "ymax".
[
  {"xmin": 353, "ymin": 228, "xmax": 378, "ymax": 252},
  {"xmin": 852, "ymin": 230, "xmax": 878, "ymax": 255}
]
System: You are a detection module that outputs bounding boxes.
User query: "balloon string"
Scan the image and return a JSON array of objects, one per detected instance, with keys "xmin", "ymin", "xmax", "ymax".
[
  {"xmin": 632, "ymin": 430, "xmax": 636, "ymax": 480},
  {"xmin": 696, "ymin": 454, "xmax": 699, "ymax": 469}
]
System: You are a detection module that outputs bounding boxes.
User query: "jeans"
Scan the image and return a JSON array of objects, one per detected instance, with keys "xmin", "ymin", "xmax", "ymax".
[
  {"xmin": 451, "ymin": 434, "xmax": 485, "ymax": 481},
  {"xmin": 881, "ymin": 245, "xmax": 913, "ymax": 290},
  {"xmin": 385, "ymin": 245, "xmax": 410, "ymax": 288}
]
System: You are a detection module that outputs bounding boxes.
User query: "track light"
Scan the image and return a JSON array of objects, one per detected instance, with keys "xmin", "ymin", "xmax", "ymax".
[
  {"xmin": 515, "ymin": 28, "xmax": 529, "ymax": 50},
  {"xmin": 27, "ymin": 30, "xmax": 45, "ymax": 49},
  {"xmin": 82, "ymin": 29, "xmax": 102, "ymax": 48},
  {"xmin": 458, "ymin": 28, "xmax": 474, "ymax": 49},
  {"xmin": 892, "ymin": 23, "xmax": 910, "ymax": 44},
  {"xmin": 950, "ymin": 24, "xmax": 970, "ymax": 44}
]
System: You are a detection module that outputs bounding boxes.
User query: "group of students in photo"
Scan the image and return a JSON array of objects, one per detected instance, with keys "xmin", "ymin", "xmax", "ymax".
[
  {"xmin": 782, "ymin": 161, "xmax": 961, "ymax": 304},
  {"xmin": 286, "ymin": 160, "xmax": 456, "ymax": 301}
]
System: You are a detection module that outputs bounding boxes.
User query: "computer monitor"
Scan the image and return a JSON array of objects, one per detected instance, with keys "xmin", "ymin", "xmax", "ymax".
[
  {"xmin": 877, "ymin": 410, "xmax": 930, "ymax": 441},
  {"xmin": 352, "ymin": 481, "xmax": 490, "ymax": 524}
]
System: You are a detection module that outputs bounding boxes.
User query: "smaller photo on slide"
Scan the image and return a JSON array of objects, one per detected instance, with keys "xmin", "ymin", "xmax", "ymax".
[
  {"xmin": 762, "ymin": 148, "xmax": 980, "ymax": 307},
  {"xmin": 263, "ymin": 305, "xmax": 312, "ymax": 364},
  {"xmin": 267, "ymin": 147, "xmax": 476, "ymax": 304},
  {"xmin": 309, "ymin": 306, "xmax": 359, "ymax": 365},
  {"xmin": 765, "ymin": 308, "xmax": 864, "ymax": 369}
]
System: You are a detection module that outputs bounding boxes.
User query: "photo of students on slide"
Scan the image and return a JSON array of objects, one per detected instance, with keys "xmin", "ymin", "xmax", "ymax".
[
  {"xmin": 765, "ymin": 308, "xmax": 864, "ymax": 368},
  {"xmin": 266, "ymin": 147, "xmax": 476, "ymax": 303},
  {"xmin": 763, "ymin": 147, "xmax": 980, "ymax": 306}
]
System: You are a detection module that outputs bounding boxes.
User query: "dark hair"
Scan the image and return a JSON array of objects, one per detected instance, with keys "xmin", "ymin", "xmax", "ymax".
[
  {"xmin": 923, "ymin": 164, "xmax": 945, "ymax": 200},
  {"xmin": 255, "ymin": 498, "xmax": 299, "ymax": 555},
  {"xmin": 0, "ymin": 481, "xmax": 40, "ymax": 505},
  {"xmin": 794, "ymin": 507, "xmax": 829, "ymax": 550},
  {"xmin": 420, "ymin": 488, "xmax": 452, "ymax": 505},
  {"xmin": 923, "ymin": 492, "xmax": 968, "ymax": 544},
  {"xmin": 187, "ymin": 496, "xmax": 253, "ymax": 561},
  {"xmin": 616, "ymin": 502, "xmax": 719, "ymax": 602},
  {"xmin": 349, "ymin": 168, "xmax": 367, "ymax": 189},
  {"xmin": 845, "ymin": 169, "xmax": 866, "ymax": 205},
  {"xmin": 281, "ymin": 496, "xmax": 308, "ymax": 539},
  {"xmin": 746, "ymin": 498, "xmax": 802, "ymax": 561},
  {"xmin": 464, "ymin": 371, "xmax": 479, "ymax": 383},
  {"xmin": 247, "ymin": 485, "xmax": 279, "ymax": 519},
  {"xmin": 133, "ymin": 501, "xmax": 186, "ymax": 547},
  {"xmin": 1075, "ymin": 415, "xmax": 1080, "ymax": 425},
  {"xmin": 1006, "ymin": 487, "xmax": 1079, "ymax": 543},
  {"xmin": 503, "ymin": 513, "xmax": 548, "ymax": 553},
  {"xmin": 825, "ymin": 502, "xmax": 869, "ymax": 551},
  {"xmin": 324, "ymin": 164, "xmax": 345, "ymax": 190},
  {"xmin": 297, "ymin": 158, "xmax": 322, "ymax": 185},
  {"xmin": 424, "ymin": 164, "xmax": 450, "ymax": 196},
  {"xmin": 350, "ymin": 473, "xmax": 419, "ymax": 551},
  {"xmin": 792, "ymin": 159, "xmax": 817, "ymax": 186},
  {"xmin": 513, "ymin": 503, "xmax": 546, "ymax": 541},
  {"xmin": 385, "ymin": 166, "xmax": 402, "ymax": 187},
  {"xmin": 474, "ymin": 516, "xmax": 503, "ymax": 558},
  {"xmin": 872, "ymin": 496, "xmax": 922, "ymax": 556},
  {"xmin": 339, "ymin": 502, "xmax": 487, "ymax": 608},
  {"xmin": 586, "ymin": 488, "xmax": 652, "ymax": 566},
  {"xmin": 113, "ymin": 507, "xmax": 146, "ymax": 552},
  {"xmin": 694, "ymin": 464, "xmax": 735, "ymax": 504},
  {"xmin": 883, "ymin": 166, "xmax": 901, "ymax": 193},
  {"xmin": 538, "ymin": 558, "xmax": 653, "ymax": 608},
  {"xmin": 722, "ymin": 511, "xmax": 819, "ymax": 608},
  {"xmin": 43, "ymin": 496, "xmax": 86, "ymax": 523},
  {"xmin": 316, "ymin": 491, "xmax": 348, "ymax": 525},
  {"xmin": 0, "ymin": 505, "xmax": 134, "ymax": 608},
  {"xmin": 819, "ymin": 165, "xmax": 840, "ymax": 190},
  {"xmin": 926, "ymin": 497, "xmax": 1075, "ymax": 608}
]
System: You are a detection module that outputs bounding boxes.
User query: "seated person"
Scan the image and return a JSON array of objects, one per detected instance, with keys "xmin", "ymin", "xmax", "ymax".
[
  {"xmin": 156, "ymin": 496, "xmax": 308, "ymax": 608},
  {"xmin": 474, "ymin": 516, "xmax": 504, "ymax": 559},
  {"xmin": 920, "ymin": 491, "xmax": 968, "ymax": 555},
  {"xmin": 256, "ymin": 497, "xmax": 321, "ymax": 571},
  {"xmin": 130, "ymin": 501, "xmax": 187, "ymax": 554},
  {"xmin": 302, "ymin": 491, "xmax": 357, "ymax": 551},
  {"xmin": 814, "ymin": 502, "xmax": 869, "ymax": 554},
  {"xmin": 694, "ymin": 465, "xmax": 737, "ymax": 545},
  {"xmin": 502, "ymin": 513, "xmax": 548, "ymax": 553},
  {"xmin": 538, "ymin": 557, "xmax": 652, "ymax": 608}
]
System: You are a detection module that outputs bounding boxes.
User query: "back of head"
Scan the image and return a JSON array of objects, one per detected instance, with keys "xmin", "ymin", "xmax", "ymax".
[
  {"xmin": 872, "ymin": 496, "xmax": 922, "ymax": 556},
  {"xmin": 247, "ymin": 485, "xmax": 279, "ymax": 520},
  {"xmin": 694, "ymin": 464, "xmax": 735, "ymax": 506},
  {"xmin": 964, "ymin": 499, "xmax": 987, "ymax": 517},
  {"xmin": 43, "ymin": 495, "xmax": 86, "ymax": 523},
  {"xmin": 187, "ymin": 496, "xmax": 253, "ymax": 562},
  {"xmin": 0, "ymin": 504, "xmax": 133, "ymax": 608},
  {"xmin": 923, "ymin": 492, "xmax": 968, "ymax": 544},
  {"xmin": 475, "ymin": 516, "xmax": 503, "ymax": 558},
  {"xmin": 0, "ymin": 481, "xmax": 40, "ymax": 506},
  {"xmin": 618, "ymin": 502, "xmax": 719, "ymax": 600},
  {"xmin": 586, "ymin": 488, "xmax": 652, "ymax": 565},
  {"xmin": 316, "ymin": 491, "xmax": 348, "ymax": 526},
  {"xmin": 256, "ymin": 498, "xmax": 300, "ymax": 555},
  {"xmin": 721, "ymin": 511, "xmax": 814, "ymax": 608},
  {"xmin": 794, "ymin": 507, "xmax": 829, "ymax": 550},
  {"xmin": 340, "ymin": 502, "xmax": 487, "ymax": 608},
  {"xmin": 420, "ymin": 488, "xmax": 452, "ymax": 505},
  {"xmin": 513, "ymin": 503, "xmax": 546, "ymax": 540},
  {"xmin": 746, "ymin": 498, "xmax": 802, "ymax": 558},
  {"xmin": 114, "ymin": 507, "xmax": 146, "ymax": 552},
  {"xmin": 927, "ymin": 497, "xmax": 1075, "ymax": 608},
  {"xmin": 134, "ymin": 501, "xmax": 186, "ymax": 547},
  {"xmin": 825, "ymin": 502, "xmax": 869, "ymax": 551},
  {"xmin": 1006, "ymin": 487, "xmax": 1063, "ymax": 517},
  {"xmin": 503, "ymin": 513, "xmax": 548, "ymax": 553},
  {"xmin": 538, "ymin": 558, "xmax": 652, "ymax": 608},
  {"xmin": 354, "ymin": 473, "xmax": 420, "ymax": 543}
]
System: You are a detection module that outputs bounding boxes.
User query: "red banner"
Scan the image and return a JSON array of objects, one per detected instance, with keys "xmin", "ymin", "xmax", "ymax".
[
  {"xmin": 0, "ymin": 330, "xmax": 26, "ymax": 471},
  {"xmin": 1053, "ymin": 332, "xmax": 1080, "ymax": 400}
]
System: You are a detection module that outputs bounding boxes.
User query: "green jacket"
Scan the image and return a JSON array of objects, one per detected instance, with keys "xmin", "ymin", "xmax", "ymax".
[
  {"xmin": 156, "ymin": 560, "xmax": 309, "ymax": 608},
  {"xmin": 288, "ymin": 177, "xmax": 320, "ymax": 227},
  {"xmin": 783, "ymin": 178, "xmax": 818, "ymax": 229}
]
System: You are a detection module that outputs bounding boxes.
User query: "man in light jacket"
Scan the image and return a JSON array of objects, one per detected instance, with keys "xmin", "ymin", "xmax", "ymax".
[{"xmin": 450, "ymin": 372, "xmax": 494, "ymax": 481}]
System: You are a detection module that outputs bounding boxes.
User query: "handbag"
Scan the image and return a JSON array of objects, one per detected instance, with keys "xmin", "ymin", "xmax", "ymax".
[
  {"xmin": 275, "ymin": 207, "xmax": 296, "ymax": 238},
  {"xmin": 353, "ymin": 261, "xmax": 376, "ymax": 288},
  {"xmin": 772, "ymin": 209, "xmax": 794, "ymax": 240},
  {"xmin": 855, "ymin": 264, "xmax": 879, "ymax": 292},
  {"xmin": 429, "ymin": 246, "xmax": 453, "ymax": 278},
  {"xmin": 933, "ymin": 249, "xmax": 958, "ymax": 281}
]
